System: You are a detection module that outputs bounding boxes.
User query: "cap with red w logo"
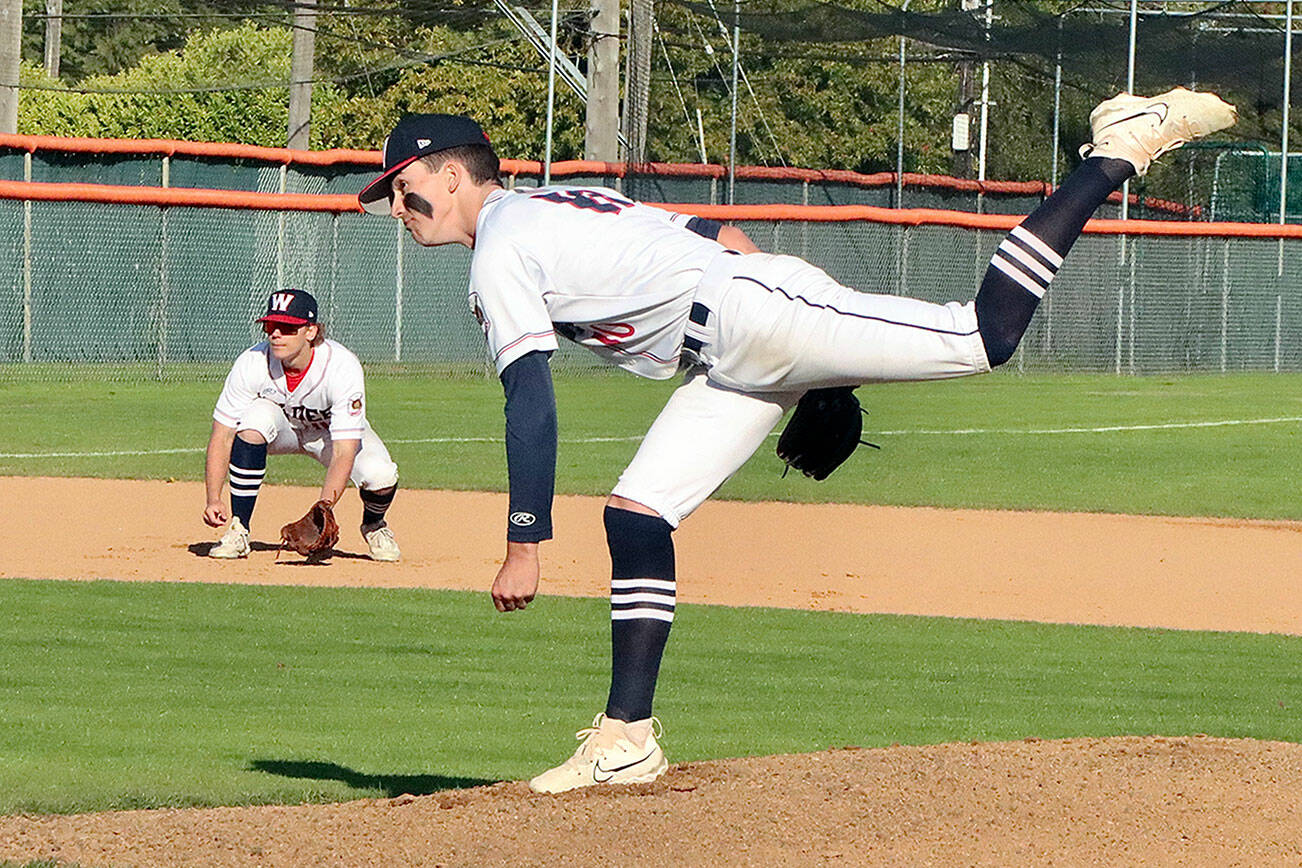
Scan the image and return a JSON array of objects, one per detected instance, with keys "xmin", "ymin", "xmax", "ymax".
[{"xmin": 257, "ymin": 289, "xmax": 318, "ymax": 326}]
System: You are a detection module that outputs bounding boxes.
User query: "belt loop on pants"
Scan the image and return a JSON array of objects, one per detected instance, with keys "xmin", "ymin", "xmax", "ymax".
[
  {"xmin": 683, "ymin": 301, "xmax": 712, "ymax": 354},
  {"xmin": 684, "ymin": 248, "xmax": 742, "ymax": 357}
]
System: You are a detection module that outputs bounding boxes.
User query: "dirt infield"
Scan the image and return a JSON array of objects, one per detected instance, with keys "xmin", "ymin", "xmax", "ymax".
[
  {"xmin": 3, "ymin": 476, "xmax": 1302, "ymax": 866},
  {"xmin": 4, "ymin": 476, "xmax": 1302, "ymax": 633}
]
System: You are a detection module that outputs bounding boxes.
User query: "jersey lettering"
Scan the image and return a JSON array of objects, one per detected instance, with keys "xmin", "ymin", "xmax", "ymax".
[
  {"xmin": 284, "ymin": 403, "xmax": 331, "ymax": 428},
  {"xmin": 554, "ymin": 322, "xmax": 636, "ymax": 348},
  {"xmin": 589, "ymin": 322, "xmax": 635, "ymax": 346},
  {"xmin": 532, "ymin": 189, "xmax": 631, "ymax": 214}
]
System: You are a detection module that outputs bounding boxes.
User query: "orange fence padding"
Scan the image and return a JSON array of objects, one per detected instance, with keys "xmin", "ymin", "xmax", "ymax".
[
  {"xmin": 0, "ymin": 134, "xmax": 378, "ymax": 167},
  {"xmin": 653, "ymin": 203, "xmax": 1302, "ymax": 238},
  {"xmin": 0, "ymin": 133, "xmax": 1190, "ymax": 213},
  {"xmin": 0, "ymin": 177, "xmax": 1295, "ymax": 239},
  {"xmin": 0, "ymin": 180, "xmax": 363, "ymax": 213}
]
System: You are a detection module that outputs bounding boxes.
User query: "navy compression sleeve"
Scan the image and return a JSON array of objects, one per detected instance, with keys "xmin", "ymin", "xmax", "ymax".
[
  {"xmin": 500, "ymin": 350, "xmax": 557, "ymax": 543},
  {"xmin": 683, "ymin": 216, "xmax": 723, "ymax": 240}
]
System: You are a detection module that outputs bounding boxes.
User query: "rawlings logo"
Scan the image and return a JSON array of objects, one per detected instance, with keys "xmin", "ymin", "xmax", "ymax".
[{"xmin": 509, "ymin": 512, "xmax": 536, "ymax": 526}]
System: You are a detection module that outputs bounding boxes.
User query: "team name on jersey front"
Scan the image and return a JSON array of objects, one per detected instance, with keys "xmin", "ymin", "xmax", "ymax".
[{"xmin": 213, "ymin": 339, "xmax": 368, "ymax": 440}]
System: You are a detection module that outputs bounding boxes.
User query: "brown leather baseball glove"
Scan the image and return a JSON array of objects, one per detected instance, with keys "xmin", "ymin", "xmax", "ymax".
[{"xmin": 279, "ymin": 499, "xmax": 340, "ymax": 556}]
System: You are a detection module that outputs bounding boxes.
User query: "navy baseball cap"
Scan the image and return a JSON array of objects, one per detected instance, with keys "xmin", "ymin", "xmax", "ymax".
[
  {"xmin": 257, "ymin": 289, "xmax": 318, "ymax": 326},
  {"xmin": 358, "ymin": 114, "xmax": 491, "ymax": 215}
]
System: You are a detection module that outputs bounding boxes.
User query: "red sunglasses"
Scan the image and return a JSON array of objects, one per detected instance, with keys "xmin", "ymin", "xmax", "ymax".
[{"xmin": 262, "ymin": 321, "xmax": 306, "ymax": 336}]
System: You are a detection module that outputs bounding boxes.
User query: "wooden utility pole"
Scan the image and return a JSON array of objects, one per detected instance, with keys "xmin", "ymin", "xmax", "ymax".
[
  {"xmin": 585, "ymin": 0, "xmax": 620, "ymax": 161},
  {"xmin": 44, "ymin": 0, "xmax": 61, "ymax": 78},
  {"xmin": 287, "ymin": 1, "xmax": 316, "ymax": 149},
  {"xmin": 0, "ymin": 0, "xmax": 19, "ymax": 134}
]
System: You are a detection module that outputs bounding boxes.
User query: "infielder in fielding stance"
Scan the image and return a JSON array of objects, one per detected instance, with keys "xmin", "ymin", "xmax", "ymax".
[
  {"xmin": 359, "ymin": 88, "xmax": 1234, "ymax": 792},
  {"xmin": 204, "ymin": 288, "xmax": 402, "ymax": 562}
]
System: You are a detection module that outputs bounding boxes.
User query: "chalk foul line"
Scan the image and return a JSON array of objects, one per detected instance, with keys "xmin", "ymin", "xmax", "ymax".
[{"xmin": 2, "ymin": 416, "xmax": 1298, "ymax": 459}]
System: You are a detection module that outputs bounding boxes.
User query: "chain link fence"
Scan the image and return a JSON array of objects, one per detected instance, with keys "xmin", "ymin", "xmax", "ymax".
[{"xmin": 1, "ymin": 189, "xmax": 1298, "ymax": 383}]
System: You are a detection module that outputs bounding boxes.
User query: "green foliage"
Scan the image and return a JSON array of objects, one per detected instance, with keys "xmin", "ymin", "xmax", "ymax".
[
  {"xmin": 6, "ymin": 2, "xmax": 1003, "ymax": 170},
  {"xmin": 19, "ymin": 22, "xmax": 344, "ymax": 144},
  {"xmin": 646, "ymin": 0, "xmax": 961, "ymax": 171},
  {"xmin": 316, "ymin": 23, "xmax": 585, "ymax": 160},
  {"xmin": 9, "ymin": 0, "xmax": 1295, "ymax": 194},
  {"xmin": 20, "ymin": 0, "xmax": 271, "ymax": 82}
]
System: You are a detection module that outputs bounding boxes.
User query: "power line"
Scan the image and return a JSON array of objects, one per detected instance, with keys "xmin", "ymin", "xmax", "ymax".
[{"xmin": 18, "ymin": 35, "xmax": 535, "ymax": 95}]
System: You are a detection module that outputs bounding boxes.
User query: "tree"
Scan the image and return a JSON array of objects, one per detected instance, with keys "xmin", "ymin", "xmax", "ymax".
[
  {"xmin": 20, "ymin": 0, "xmax": 272, "ymax": 82},
  {"xmin": 19, "ymin": 21, "xmax": 344, "ymax": 145}
]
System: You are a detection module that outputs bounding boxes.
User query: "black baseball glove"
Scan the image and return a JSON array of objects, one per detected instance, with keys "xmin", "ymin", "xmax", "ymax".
[{"xmin": 775, "ymin": 387, "xmax": 879, "ymax": 481}]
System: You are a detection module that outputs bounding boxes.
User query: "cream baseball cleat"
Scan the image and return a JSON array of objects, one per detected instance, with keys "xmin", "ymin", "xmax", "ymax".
[
  {"xmin": 1079, "ymin": 87, "xmax": 1237, "ymax": 176},
  {"xmin": 209, "ymin": 517, "xmax": 251, "ymax": 559},
  {"xmin": 363, "ymin": 525, "xmax": 401, "ymax": 562},
  {"xmin": 528, "ymin": 713, "xmax": 668, "ymax": 794}
]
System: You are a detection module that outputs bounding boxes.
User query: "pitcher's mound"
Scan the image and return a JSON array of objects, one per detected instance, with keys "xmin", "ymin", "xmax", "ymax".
[{"xmin": 3, "ymin": 735, "xmax": 1300, "ymax": 866}]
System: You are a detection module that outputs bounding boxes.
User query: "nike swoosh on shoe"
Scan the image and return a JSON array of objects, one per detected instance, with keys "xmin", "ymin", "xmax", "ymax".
[
  {"xmin": 1098, "ymin": 103, "xmax": 1169, "ymax": 133},
  {"xmin": 592, "ymin": 751, "xmax": 658, "ymax": 783}
]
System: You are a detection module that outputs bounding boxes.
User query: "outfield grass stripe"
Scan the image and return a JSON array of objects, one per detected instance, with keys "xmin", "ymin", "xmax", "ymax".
[
  {"xmin": 0, "ymin": 436, "xmax": 644, "ymax": 459},
  {"xmin": 388, "ymin": 435, "xmax": 645, "ymax": 445},
  {"xmin": 0, "ymin": 446, "xmax": 208, "ymax": 458},
  {"xmin": 6, "ymin": 415, "xmax": 1300, "ymax": 460},
  {"xmin": 875, "ymin": 416, "xmax": 1302, "ymax": 435}
]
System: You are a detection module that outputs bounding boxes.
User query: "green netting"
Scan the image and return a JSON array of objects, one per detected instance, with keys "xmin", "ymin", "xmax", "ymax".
[
  {"xmin": 4, "ymin": 195, "xmax": 1295, "ymax": 382},
  {"xmin": 1210, "ymin": 151, "xmax": 1302, "ymax": 223},
  {"xmin": 673, "ymin": 0, "xmax": 1295, "ymax": 112}
]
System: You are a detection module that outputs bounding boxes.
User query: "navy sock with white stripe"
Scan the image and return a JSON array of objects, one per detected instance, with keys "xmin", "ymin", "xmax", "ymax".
[
  {"xmin": 976, "ymin": 156, "xmax": 1134, "ymax": 366},
  {"xmin": 603, "ymin": 506, "xmax": 676, "ymax": 723},
  {"xmin": 228, "ymin": 436, "xmax": 267, "ymax": 529},
  {"xmin": 360, "ymin": 484, "xmax": 397, "ymax": 532}
]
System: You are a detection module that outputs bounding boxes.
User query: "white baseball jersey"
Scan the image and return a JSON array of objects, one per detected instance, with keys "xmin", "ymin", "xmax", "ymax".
[
  {"xmin": 467, "ymin": 184, "xmax": 990, "ymax": 529},
  {"xmin": 213, "ymin": 339, "xmax": 368, "ymax": 440},
  {"xmin": 469, "ymin": 185, "xmax": 723, "ymax": 378}
]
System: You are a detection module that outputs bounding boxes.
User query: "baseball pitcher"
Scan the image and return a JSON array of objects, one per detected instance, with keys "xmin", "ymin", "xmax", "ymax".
[{"xmin": 359, "ymin": 88, "xmax": 1235, "ymax": 791}]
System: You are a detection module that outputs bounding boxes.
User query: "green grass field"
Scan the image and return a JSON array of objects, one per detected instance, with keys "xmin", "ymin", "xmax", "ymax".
[
  {"xmin": 4, "ymin": 368, "xmax": 1301, "ymax": 815},
  {"xmin": 4, "ymin": 369, "xmax": 1302, "ymax": 518},
  {"xmin": 3, "ymin": 578, "xmax": 1298, "ymax": 815}
]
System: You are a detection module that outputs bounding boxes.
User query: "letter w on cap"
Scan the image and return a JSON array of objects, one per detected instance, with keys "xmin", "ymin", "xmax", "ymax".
[{"xmin": 270, "ymin": 293, "xmax": 294, "ymax": 311}]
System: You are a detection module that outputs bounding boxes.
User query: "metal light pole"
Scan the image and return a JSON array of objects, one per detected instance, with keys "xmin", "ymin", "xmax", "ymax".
[
  {"xmin": 1281, "ymin": 0, "xmax": 1294, "ymax": 226},
  {"xmin": 544, "ymin": 0, "xmax": 560, "ymax": 185},
  {"xmin": 728, "ymin": 0, "xmax": 740, "ymax": 204},
  {"xmin": 1121, "ymin": 0, "xmax": 1138, "ymax": 220},
  {"xmin": 976, "ymin": 0, "xmax": 993, "ymax": 184},
  {"xmin": 896, "ymin": 0, "xmax": 911, "ymax": 208},
  {"xmin": 1051, "ymin": 15, "xmax": 1063, "ymax": 187}
]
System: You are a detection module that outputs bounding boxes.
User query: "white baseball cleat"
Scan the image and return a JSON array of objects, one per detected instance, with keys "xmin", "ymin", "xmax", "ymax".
[
  {"xmin": 528, "ymin": 713, "xmax": 668, "ymax": 794},
  {"xmin": 363, "ymin": 525, "xmax": 401, "ymax": 562},
  {"xmin": 1080, "ymin": 87, "xmax": 1237, "ymax": 177},
  {"xmin": 209, "ymin": 517, "xmax": 251, "ymax": 559}
]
